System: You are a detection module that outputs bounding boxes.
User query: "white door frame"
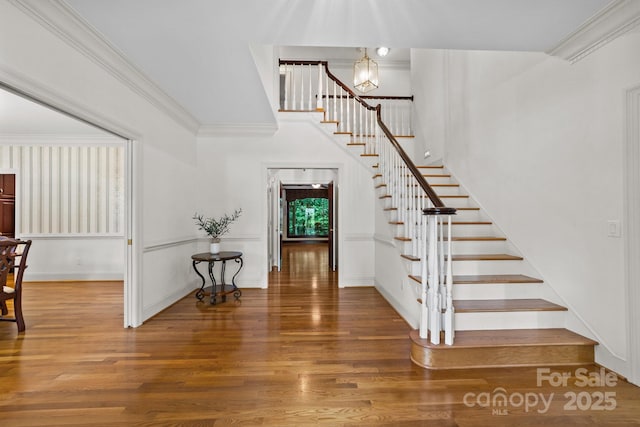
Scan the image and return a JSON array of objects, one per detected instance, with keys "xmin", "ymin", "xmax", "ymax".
[{"xmin": 625, "ymin": 84, "xmax": 640, "ymax": 386}]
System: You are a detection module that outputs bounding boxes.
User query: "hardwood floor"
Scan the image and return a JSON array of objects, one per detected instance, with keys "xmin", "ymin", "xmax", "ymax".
[{"xmin": 1, "ymin": 243, "xmax": 639, "ymax": 425}]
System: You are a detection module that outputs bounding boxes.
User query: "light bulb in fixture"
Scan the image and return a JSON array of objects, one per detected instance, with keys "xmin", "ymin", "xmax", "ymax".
[{"xmin": 376, "ymin": 47, "xmax": 390, "ymax": 57}]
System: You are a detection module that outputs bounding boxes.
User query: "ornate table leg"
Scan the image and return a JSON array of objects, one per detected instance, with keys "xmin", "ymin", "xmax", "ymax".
[
  {"xmin": 220, "ymin": 260, "xmax": 228, "ymax": 302},
  {"xmin": 231, "ymin": 257, "xmax": 243, "ymax": 300},
  {"xmin": 208, "ymin": 260, "xmax": 218, "ymax": 305},
  {"xmin": 192, "ymin": 260, "xmax": 206, "ymax": 301}
]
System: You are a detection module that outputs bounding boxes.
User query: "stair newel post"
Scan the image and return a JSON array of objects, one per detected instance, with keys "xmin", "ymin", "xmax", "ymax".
[
  {"xmin": 427, "ymin": 215, "xmax": 442, "ymax": 344},
  {"xmin": 316, "ymin": 63, "xmax": 323, "ymax": 111},
  {"xmin": 427, "ymin": 212, "xmax": 441, "ymax": 345},
  {"xmin": 419, "ymin": 211, "xmax": 429, "ymax": 339},
  {"xmin": 439, "ymin": 216, "xmax": 446, "ymax": 302},
  {"xmin": 444, "ymin": 214, "xmax": 455, "ymax": 345}
]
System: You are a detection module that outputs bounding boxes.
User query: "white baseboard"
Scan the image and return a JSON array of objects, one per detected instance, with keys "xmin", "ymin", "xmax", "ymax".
[
  {"xmin": 142, "ymin": 284, "xmax": 195, "ymax": 322},
  {"xmin": 375, "ymin": 279, "xmax": 418, "ymax": 329}
]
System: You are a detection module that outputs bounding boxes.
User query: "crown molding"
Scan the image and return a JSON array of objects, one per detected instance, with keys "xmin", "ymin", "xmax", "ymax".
[
  {"xmin": 11, "ymin": 0, "xmax": 200, "ymax": 134},
  {"xmin": 198, "ymin": 123, "xmax": 278, "ymax": 138},
  {"xmin": 547, "ymin": 0, "xmax": 640, "ymax": 63},
  {"xmin": 0, "ymin": 134, "xmax": 124, "ymax": 144}
]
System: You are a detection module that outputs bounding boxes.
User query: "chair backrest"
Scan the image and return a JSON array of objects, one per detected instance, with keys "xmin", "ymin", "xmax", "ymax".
[{"xmin": 0, "ymin": 238, "xmax": 32, "ymax": 291}]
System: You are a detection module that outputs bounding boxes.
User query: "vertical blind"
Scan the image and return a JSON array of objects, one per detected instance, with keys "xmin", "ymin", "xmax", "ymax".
[{"xmin": 0, "ymin": 145, "xmax": 124, "ymax": 235}]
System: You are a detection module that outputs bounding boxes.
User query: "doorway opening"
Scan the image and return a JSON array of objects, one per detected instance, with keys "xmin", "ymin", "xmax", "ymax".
[
  {"xmin": 0, "ymin": 83, "xmax": 134, "ymax": 327},
  {"xmin": 267, "ymin": 167, "xmax": 338, "ymax": 285}
]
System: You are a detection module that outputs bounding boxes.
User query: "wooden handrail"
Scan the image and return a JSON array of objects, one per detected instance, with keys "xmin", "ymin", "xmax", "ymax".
[{"xmin": 279, "ymin": 60, "xmax": 455, "ymax": 214}]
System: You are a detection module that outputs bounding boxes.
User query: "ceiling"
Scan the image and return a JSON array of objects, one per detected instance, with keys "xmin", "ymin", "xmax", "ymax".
[{"xmin": 3, "ymin": 0, "xmax": 619, "ymax": 134}]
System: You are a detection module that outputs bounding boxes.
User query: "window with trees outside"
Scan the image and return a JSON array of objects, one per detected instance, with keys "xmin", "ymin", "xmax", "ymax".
[{"xmin": 287, "ymin": 197, "xmax": 329, "ymax": 238}]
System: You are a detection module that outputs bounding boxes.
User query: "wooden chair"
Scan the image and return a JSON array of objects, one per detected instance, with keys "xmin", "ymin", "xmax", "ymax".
[{"xmin": 0, "ymin": 238, "xmax": 32, "ymax": 332}]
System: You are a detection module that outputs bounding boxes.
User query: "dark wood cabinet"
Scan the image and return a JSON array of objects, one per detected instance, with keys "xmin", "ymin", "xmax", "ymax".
[{"xmin": 0, "ymin": 174, "xmax": 15, "ymax": 238}]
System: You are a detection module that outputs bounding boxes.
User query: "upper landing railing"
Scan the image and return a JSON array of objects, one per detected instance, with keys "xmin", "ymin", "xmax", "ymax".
[{"xmin": 279, "ymin": 60, "xmax": 457, "ymax": 345}]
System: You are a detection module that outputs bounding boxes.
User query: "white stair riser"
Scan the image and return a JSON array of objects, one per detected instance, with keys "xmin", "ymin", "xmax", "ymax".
[
  {"xmin": 452, "ymin": 283, "xmax": 541, "ymax": 300},
  {"xmin": 436, "ymin": 197, "xmax": 474, "ymax": 208},
  {"xmin": 450, "ymin": 210, "xmax": 483, "ymax": 221},
  {"xmin": 449, "ymin": 240, "xmax": 508, "ymax": 253},
  {"xmin": 433, "ymin": 186, "xmax": 463, "ymax": 196},
  {"xmin": 455, "ymin": 311, "xmax": 565, "ymax": 331},
  {"xmin": 423, "ymin": 176, "xmax": 454, "ymax": 185},
  {"xmin": 451, "ymin": 224, "xmax": 495, "ymax": 236},
  {"xmin": 397, "ymin": 239, "xmax": 508, "ymax": 256},
  {"xmin": 451, "ymin": 260, "xmax": 534, "ymax": 276}
]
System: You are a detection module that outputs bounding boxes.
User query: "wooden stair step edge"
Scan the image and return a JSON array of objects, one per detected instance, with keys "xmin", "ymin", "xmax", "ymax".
[
  {"xmin": 361, "ymin": 153, "xmax": 379, "ymax": 157},
  {"xmin": 446, "ymin": 236, "xmax": 507, "ymax": 241},
  {"xmin": 417, "ymin": 165, "xmax": 444, "ymax": 169},
  {"xmin": 450, "ymin": 254, "xmax": 523, "ymax": 261},
  {"xmin": 409, "ymin": 274, "xmax": 543, "ymax": 285},
  {"xmin": 454, "ymin": 298, "xmax": 567, "ymax": 313},
  {"xmin": 409, "ymin": 328, "xmax": 597, "ymax": 369},
  {"xmin": 401, "ymin": 254, "xmax": 420, "ymax": 261},
  {"xmin": 462, "ymin": 253, "xmax": 523, "ymax": 261}
]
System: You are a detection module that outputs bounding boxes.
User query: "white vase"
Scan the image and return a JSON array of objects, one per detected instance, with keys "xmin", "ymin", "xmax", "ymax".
[{"xmin": 210, "ymin": 241, "xmax": 221, "ymax": 254}]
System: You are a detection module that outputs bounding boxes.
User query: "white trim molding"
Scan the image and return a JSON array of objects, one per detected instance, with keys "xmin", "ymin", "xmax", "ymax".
[
  {"xmin": 548, "ymin": 0, "xmax": 640, "ymax": 63},
  {"xmin": 11, "ymin": 0, "xmax": 200, "ymax": 134},
  {"xmin": 624, "ymin": 84, "xmax": 640, "ymax": 386}
]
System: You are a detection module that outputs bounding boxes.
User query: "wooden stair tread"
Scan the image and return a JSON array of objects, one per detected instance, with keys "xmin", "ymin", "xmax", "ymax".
[
  {"xmin": 410, "ymin": 328, "xmax": 597, "ymax": 349},
  {"xmin": 423, "ymin": 174, "xmax": 451, "ymax": 178},
  {"xmin": 361, "ymin": 153, "xmax": 379, "ymax": 157},
  {"xmin": 372, "ymin": 174, "xmax": 382, "ymax": 179},
  {"xmin": 453, "ymin": 274, "xmax": 543, "ymax": 284},
  {"xmin": 394, "ymin": 237, "xmax": 411, "ymax": 242},
  {"xmin": 401, "ymin": 254, "xmax": 420, "ymax": 261},
  {"xmin": 389, "ymin": 221, "xmax": 403, "ymax": 225},
  {"xmin": 452, "ymin": 221, "xmax": 492, "ymax": 225},
  {"xmin": 437, "ymin": 195, "xmax": 469, "ymax": 198},
  {"xmin": 409, "ymin": 274, "xmax": 543, "ymax": 284},
  {"xmin": 454, "ymin": 299, "xmax": 567, "ymax": 313},
  {"xmin": 447, "ymin": 236, "xmax": 506, "ymax": 241},
  {"xmin": 450, "ymin": 254, "xmax": 523, "ymax": 261},
  {"xmin": 347, "ymin": 142, "xmax": 366, "ymax": 146},
  {"xmin": 454, "ymin": 207, "xmax": 480, "ymax": 211},
  {"xmin": 417, "ymin": 165, "xmax": 444, "ymax": 169}
]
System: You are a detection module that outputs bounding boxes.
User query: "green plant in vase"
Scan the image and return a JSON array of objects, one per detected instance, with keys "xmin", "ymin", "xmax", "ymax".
[{"xmin": 193, "ymin": 208, "xmax": 242, "ymax": 254}]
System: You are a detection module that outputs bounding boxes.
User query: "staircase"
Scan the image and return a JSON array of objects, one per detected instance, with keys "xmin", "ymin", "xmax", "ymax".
[
  {"xmin": 279, "ymin": 59, "xmax": 597, "ymax": 369},
  {"xmin": 374, "ymin": 164, "xmax": 597, "ymax": 369}
]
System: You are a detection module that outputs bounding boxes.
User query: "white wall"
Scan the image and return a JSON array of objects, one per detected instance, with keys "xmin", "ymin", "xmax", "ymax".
[
  {"xmin": 412, "ymin": 32, "xmax": 640, "ymax": 375},
  {"xmin": 0, "ymin": 2, "xmax": 200, "ymax": 324},
  {"xmin": 196, "ymin": 112, "xmax": 376, "ymax": 288},
  {"xmin": 410, "ymin": 49, "xmax": 448, "ymax": 164}
]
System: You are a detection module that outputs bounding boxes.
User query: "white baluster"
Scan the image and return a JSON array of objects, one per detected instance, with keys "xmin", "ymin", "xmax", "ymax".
[
  {"xmin": 292, "ymin": 65, "xmax": 298, "ymax": 110},
  {"xmin": 308, "ymin": 64, "xmax": 312, "ymax": 110},
  {"xmin": 317, "ymin": 64, "xmax": 323, "ymax": 111},
  {"xmin": 420, "ymin": 212, "xmax": 429, "ymax": 339},
  {"xmin": 428, "ymin": 213, "xmax": 441, "ymax": 345},
  {"xmin": 333, "ymin": 81, "xmax": 338, "ymax": 122},
  {"xmin": 444, "ymin": 215, "xmax": 455, "ymax": 345}
]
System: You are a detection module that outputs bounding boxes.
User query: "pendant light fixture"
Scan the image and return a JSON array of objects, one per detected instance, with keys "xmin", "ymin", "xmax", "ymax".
[{"xmin": 353, "ymin": 48, "xmax": 378, "ymax": 93}]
